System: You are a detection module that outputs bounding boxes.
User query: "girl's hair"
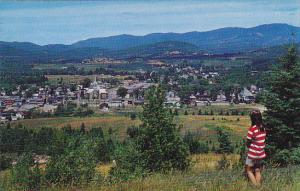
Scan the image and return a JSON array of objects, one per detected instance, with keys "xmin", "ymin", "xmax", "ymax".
[{"xmin": 250, "ymin": 110, "xmax": 264, "ymax": 130}]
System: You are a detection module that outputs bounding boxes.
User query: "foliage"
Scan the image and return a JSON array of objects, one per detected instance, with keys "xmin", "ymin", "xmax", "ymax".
[
  {"xmin": 130, "ymin": 113, "xmax": 137, "ymax": 120},
  {"xmin": 11, "ymin": 153, "xmax": 42, "ymax": 191},
  {"xmin": 111, "ymin": 85, "xmax": 190, "ymax": 180},
  {"xmin": 0, "ymin": 154, "xmax": 12, "ymax": 171},
  {"xmin": 117, "ymin": 87, "xmax": 128, "ymax": 98},
  {"xmin": 217, "ymin": 154, "xmax": 230, "ymax": 170},
  {"xmin": 216, "ymin": 128, "xmax": 234, "ymax": 154},
  {"xmin": 109, "ymin": 142, "xmax": 146, "ymax": 182},
  {"xmin": 263, "ymin": 46, "xmax": 300, "ymax": 165},
  {"xmin": 81, "ymin": 78, "xmax": 92, "ymax": 88},
  {"xmin": 45, "ymin": 137, "xmax": 97, "ymax": 185},
  {"xmin": 183, "ymin": 132, "xmax": 209, "ymax": 154},
  {"xmin": 136, "ymin": 85, "xmax": 190, "ymax": 172}
]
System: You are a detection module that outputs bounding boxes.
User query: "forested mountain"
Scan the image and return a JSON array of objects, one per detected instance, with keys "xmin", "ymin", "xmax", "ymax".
[{"xmin": 0, "ymin": 23, "xmax": 299, "ymax": 64}]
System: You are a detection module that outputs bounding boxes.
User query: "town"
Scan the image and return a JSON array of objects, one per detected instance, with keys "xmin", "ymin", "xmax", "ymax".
[{"xmin": 0, "ymin": 61, "xmax": 260, "ymax": 123}]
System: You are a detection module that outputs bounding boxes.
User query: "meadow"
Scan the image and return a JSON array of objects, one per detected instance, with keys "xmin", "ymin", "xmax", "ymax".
[
  {"xmin": 2, "ymin": 153, "xmax": 299, "ymax": 191},
  {"xmin": 4, "ymin": 104, "xmax": 299, "ymax": 191}
]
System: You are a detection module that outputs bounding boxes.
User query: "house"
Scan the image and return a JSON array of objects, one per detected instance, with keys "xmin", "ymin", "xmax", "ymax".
[
  {"xmin": 194, "ymin": 100, "xmax": 210, "ymax": 106},
  {"xmin": 165, "ymin": 91, "xmax": 181, "ymax": 108},
  {"xmin": 38, "ymin": 104, "xmax": 58, "ymax": 113},
  {"xmin": 239, "ymin": 88, "xmax": 255, "ymax": 103},
  {"xmin": 16, "ymin": 112, "xmax": 24, "ymax": 120},
  {"xmin": 215, "ymin": 93, "xmax": 227, "ymax": 102},
  {"xmin": 108, "ymin": 98, "xmax": 124, "ymax": 108}
]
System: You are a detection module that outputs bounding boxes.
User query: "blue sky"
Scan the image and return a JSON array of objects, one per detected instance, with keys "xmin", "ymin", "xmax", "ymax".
[{"xmin": 0, "ymin": 0, "xmax": 299, "ymax": 45}]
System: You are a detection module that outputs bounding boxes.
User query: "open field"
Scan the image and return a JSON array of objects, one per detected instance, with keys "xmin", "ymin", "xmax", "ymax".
[
  {"xmin": 10, "ymin": 114, "xmax": 250, "ymax": 142},
  {"xmin": 45, "ymin": 74, "xmax": 132, "ymax": 85}
]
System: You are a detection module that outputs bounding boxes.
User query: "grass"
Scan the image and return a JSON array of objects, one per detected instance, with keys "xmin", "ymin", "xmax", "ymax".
[{"xmin": 1, "ymin": 153, "xmax": 295, "ymax": 191}]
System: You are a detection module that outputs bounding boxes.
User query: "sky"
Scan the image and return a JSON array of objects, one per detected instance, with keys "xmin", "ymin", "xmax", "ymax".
[{"xmin": 0, "ymin": 0, "xmax": 299, "ymax": 45}]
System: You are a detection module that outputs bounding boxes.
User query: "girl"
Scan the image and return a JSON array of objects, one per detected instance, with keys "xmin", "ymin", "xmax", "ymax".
[{"xmin": 245, "ymin": 110, "xmax": 266, "ymax": 186}]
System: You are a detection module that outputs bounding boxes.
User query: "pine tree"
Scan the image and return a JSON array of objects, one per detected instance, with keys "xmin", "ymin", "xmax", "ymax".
[
  {"xmin": 198, "ymin": 109, "xmax": 202, "ymax": 115},
  {"xmin": 216, "ymin": 128, "xmax": 234, "ymax": 154},
  {"xmin": 263, "ymin": 46, "xmax": 300, "ymax": 164},
  {"xmin": 137, "ymin": 85, "xmax": 190, "ymax": 172}
]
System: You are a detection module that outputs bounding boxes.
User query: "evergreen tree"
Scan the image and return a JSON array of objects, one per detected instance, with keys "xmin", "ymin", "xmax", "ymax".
[
  {"xmin": 80, "ymin": 123, "xmax": 86, "ymax": 133},
  {"xmin": 198, "ymin": 109, "xmax": 202, "ymax": 115},
  {"xmin": 216, "ymin": 128, "xmax": 234, "ymax": 154},
  {"xmin": 174, "ymin": 109, "xmax": 179, "ymax": 116},
  {"xmin": 137, "ymin": 85, "xmax": 190, "ymax": 172},
  {"xmin": 263, "ymin": 46, "xmax": 300, "ymax": 165}
]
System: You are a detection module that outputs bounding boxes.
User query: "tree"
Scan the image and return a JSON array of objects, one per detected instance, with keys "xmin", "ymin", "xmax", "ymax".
[
  {"xmin": 183, "ymin": 132, "xmax": 209, "ymax": 154},
  {"xmin": 130, "ymin": 113, "xmax": 137, "ymax": 120},
  {"xmin": 136, "ymin": 85, "xmax": 190, "ymax": 172},
  {"xmin": 198, "ymin": 109, "xmax": 202, "ymax": 115},
  {"xmin": 80, "ymin": 123, "xmax": 86, "ymax": 133},
  {"xmin": 81, "ymin": 78, "xmax": 91, "ymax": 88},
  {"xmin": 117, "ymin": 87, "xmax": 128, "ymax": 98},
  {"xmin": 174, "ymin": 109, "xmax": 179, "ymax": 116},
  {"xmin": 263, "ymin": 46, "xmax": 300, "ymax": 165},
  {"xmin": 216, "ymin": 128, "xmax": 234, "ymax": 154}
]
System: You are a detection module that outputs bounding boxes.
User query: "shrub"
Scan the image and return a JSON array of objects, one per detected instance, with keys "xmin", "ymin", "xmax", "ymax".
[
  {"xmin": 0, "ymin": 154, "xmax": 12, "ymax": 171},
  {"xmin": 45, "ymin": 137, "xmax": 97, "ymax": 185},
  {"xmin": 183, "ymin": 132, "xmax": 209, "ymax": 154},
  {"xmin": 217, "ymin": 154, "xmax": 230, "ymax": 170},
  {"xmin": 130, "ymin": 113, "xmax": 137, "ymax": 120},
  {"xmin": 11, "ymin": 153, "xmax": 42, "ymax": 191},
  {"xmin": 216, "ymin": 128, "xmax": 234, "ymax": 154},
  {"xmin": 109, "ymin": 142, "xmax": 146, "ymax": 182}
]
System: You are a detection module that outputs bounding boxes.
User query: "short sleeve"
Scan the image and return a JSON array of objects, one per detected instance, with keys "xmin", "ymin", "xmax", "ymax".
[{"xmin": 247, "ymin": 126, "xmax": 254, "ymax": 140}]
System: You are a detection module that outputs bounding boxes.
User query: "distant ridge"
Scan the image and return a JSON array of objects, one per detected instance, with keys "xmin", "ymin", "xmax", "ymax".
[
  {"xmin": 72, "ymin": 23, "xmax": 300, "ymax": 52},
  {"xmin": 0, "ymin": 23, "xmax": 299, "ymax": 63}
]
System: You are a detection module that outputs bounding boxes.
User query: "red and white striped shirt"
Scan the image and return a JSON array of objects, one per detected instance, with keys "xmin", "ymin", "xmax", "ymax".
[{"xmin": 247, "ymin": 125, "xmax": 266, "ymax": 159}]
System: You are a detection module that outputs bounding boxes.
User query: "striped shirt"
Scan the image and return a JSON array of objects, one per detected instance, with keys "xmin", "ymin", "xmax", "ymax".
[{"xmin": 247, "ymin": 125, "xmax": 266, "ymax": 159}]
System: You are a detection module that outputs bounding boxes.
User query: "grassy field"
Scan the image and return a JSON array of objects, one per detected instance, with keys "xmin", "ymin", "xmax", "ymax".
[
  {"xmin": 11, "ymin": 113, "xmax": 250, "ymax": 142},
  {"xmin": 2, "ymin": 153, "xmax": 299, "ymax": 191},
  {"xmin": 3, "ymin": 104, "xmax": 300, "ymax": 191},
  {"xmin": 45, "ymin": 74, "xmax": 131, "ymax": 85}
]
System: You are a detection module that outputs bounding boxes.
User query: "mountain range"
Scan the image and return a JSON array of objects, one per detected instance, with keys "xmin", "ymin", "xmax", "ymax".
[{"xmin": 0, "ymin": 23, "xmax": 299, "ymax": 64}]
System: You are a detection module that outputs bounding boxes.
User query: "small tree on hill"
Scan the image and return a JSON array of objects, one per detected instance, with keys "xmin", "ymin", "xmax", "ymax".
[
  {"xmin": 263, "ymin": 46, "xmax": 300, "ymax": 165},
  {"xmin": 137, "ymin": 85, "xmax": 190, "ymax": 172},
  {"xmin": 216, "ymin": 128, "xmax": 234, "ymax": 154}
]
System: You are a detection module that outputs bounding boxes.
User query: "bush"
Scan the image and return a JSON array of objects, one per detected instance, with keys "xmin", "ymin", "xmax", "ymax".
[
  {"xmin": 183, "ymin": 132, "xmax": 209, "ymax": 154},
  {"xmin": 198, "ymin": 110, "xmax": 202, "ymax": 115},
  {"xmin": 45, "ymin": 137, "xmax": 97, "ymax": 185},
  {"xmin": 11, "ymin": 153, "xmax": 42, "ymax": 191},
  {"xmin": 0, "ymin": 154, "xmax": 12, "ymax": 171},
  {"xmin": 130, "ymin": 113, "xmax": 137, "ymax": 120},
  {"xmin": 217, "ymin": 154, "xmax": 230, "ymax": 170},
  {"xmin": 109, "ymin": 142, "xmax": 146, "ymax": 182},
  {"xmin": 127, "ymin": 126, "xmax": 140, "ymax": 139},
  {"xmin": 216, "ymin": 128, "xmax": 234, "ymax": 154}
]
